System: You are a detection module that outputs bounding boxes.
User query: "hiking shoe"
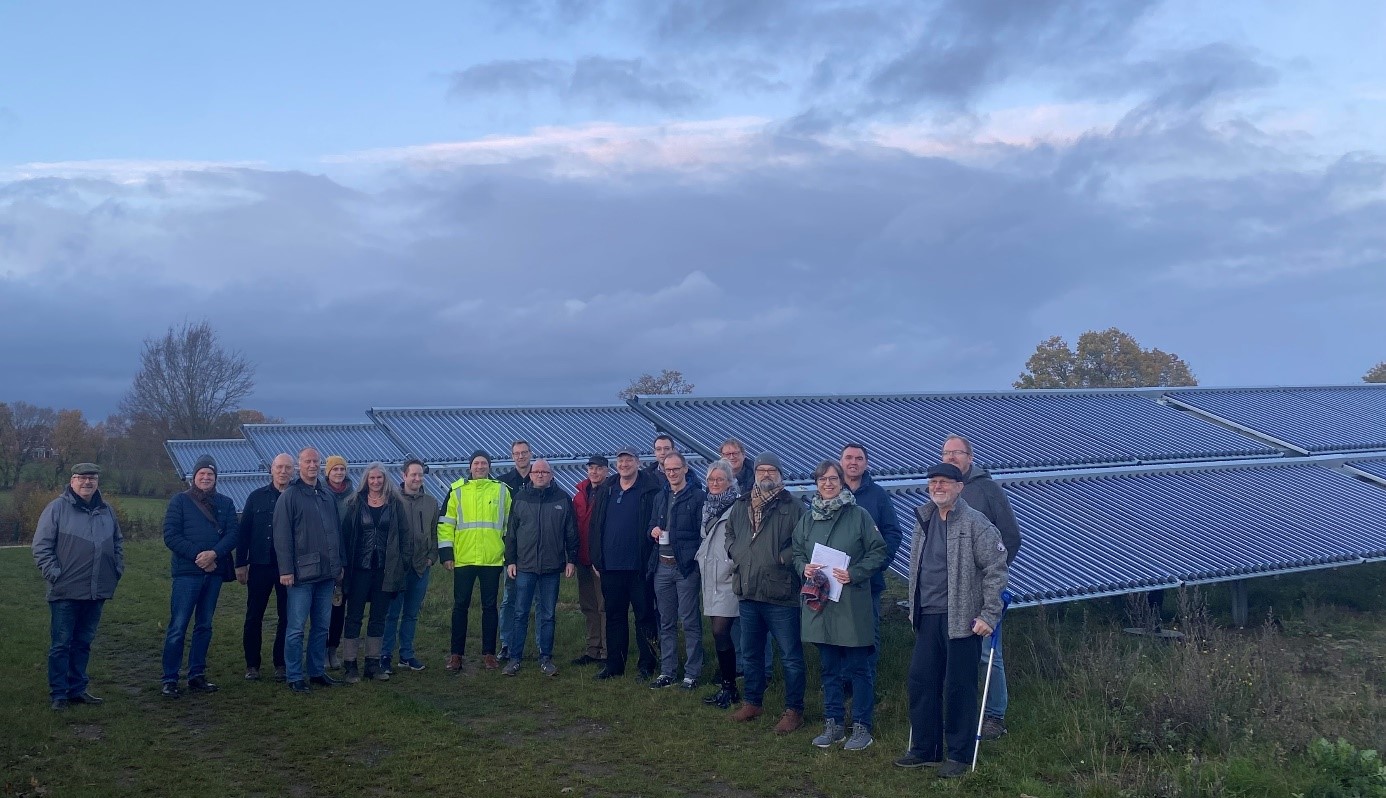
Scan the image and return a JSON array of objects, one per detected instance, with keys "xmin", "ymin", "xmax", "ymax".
[
  {"xmin": 483, "ymin": 654, "xmax": 500, "ymax": 670},
  {"xmin": 445, "ymin": 654, "xmax": 464, "ymax": 671},
  {"xmin": 186, "ymin": 676, "xmax": 219, "ymax": 694},
  {"xmin": 704, "ymin": 683, "xmax": 739, "ymax": 709},
  {"xmin": 679, "ymin": 677, "xmax": 697, "ymax": 690},
  {"xmin": 843, "ymin": 723, "xmax": 874, "ymax": 751},
  {"xmin": 980, "ymin": 716, "xmax": 1007, "ymax": 741},
  {"xmin": 773, "ymin": 709, "xmax": 804, "ymax": 735},
  {"xmin": 649, "ymin": 674, "xmax": 676, "ymax": 689},
  {"xmin": 502, "ymin": 660, "xmax": 522, "ymax": 676},
  {"xmin": 938, "ymin": 760, "xmax": 969, "ymax": 779},
  {"xmin": 539, "ymin": 658, "xmax": 558, "ymax": 677},
  {"xmin": 371, "ymin": 659, "xmax": 390, "ymax": 681},
  {"xmin": 571, "ymin": 654, "xmax": 601, "ymax": 666},
  {"xmin": 729, "ymin": 703, "xmax": 763, "ymax": 722},
  {"xmin": 893, "ymin": 752, "xmax": 940, "ymax": 769},
  {"xmin": 244, "ymin": 667, "xmax": 261, "ymax": 681},
  {"xmin": 343, "ymin": 662, "xmax": 361, "ymax": 684},
  {"xmin": 161, "ymin": 682, "xmax": 182, "ymax": 699},
  {"xmin": 402, "ymin": 657, "xmax": 426, "ymax": 672},
  {"xmin": 812, "ymin": 719, "xmax": 845, "ymax": 748}
]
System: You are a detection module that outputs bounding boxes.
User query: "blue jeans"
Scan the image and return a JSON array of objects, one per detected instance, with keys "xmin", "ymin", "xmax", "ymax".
[
  {"xmin": 384, "ymin": 567, "xmax": 430, "ymax": 661},
  {"xmin": 161, "ymin": 573, "xmax": 223, "ymax": 683},
  {"xmin": 733, "ymin": 617, "xmax": 777, "ymax": 679},
  {"xmin": 511, "ymin": 571, "xmax": 561, "ymax": 661},
  {"xmin": 981, "ymin": 625, "xmax": 1007, "ymax": 719},
  {"xmin": 819, "ymin": 643, "xmax": 874, "ymax": 729},
  {"xmin": 48, "ymin": 599, "xmax": 104, "ymax": 700},
  {"xmin": 738, "ymin": 599, "xmax": 805, "ymax": 712},
  {"xmin": 654, "ymin": 563, "xmax": 703, "ymax": 680},
  {"xmin": 285, "ymin": 579, "xmax": 334, "ymax": 683}
]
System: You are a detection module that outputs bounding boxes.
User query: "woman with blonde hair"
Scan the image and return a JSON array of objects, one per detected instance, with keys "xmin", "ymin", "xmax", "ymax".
[{"xmin": 339, "ymin": 462, "xmax": 410, "ymax": 683}]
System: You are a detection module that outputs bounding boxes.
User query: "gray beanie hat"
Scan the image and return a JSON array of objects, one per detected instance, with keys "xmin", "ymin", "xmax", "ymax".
[
  {"xmin": 193, "ymin": 454, "xmax": 218, "ymax": 476},
  {"xmin": 753, "ymin": 452, "xmax": 782, "ymax": 473}
]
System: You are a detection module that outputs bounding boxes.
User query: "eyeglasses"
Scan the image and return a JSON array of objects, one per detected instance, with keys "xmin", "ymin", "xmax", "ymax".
[
  {"xmin": 815, "ymin": 476, "xmax": 841, "ymax": 484},
  {"xmin": 530, "ymin": 471, "xmax": 552, "ymax": 476},
  {"xmin": 73, "ymin": 475, "xmax": 99, "ymax": 482},
  {"xmin": 942, "ymin": 449, "xmax": 970, "ymax": 457},
  {"xmin": 663, "ymin": 467, "xmax": 686, "ymax": 474}
]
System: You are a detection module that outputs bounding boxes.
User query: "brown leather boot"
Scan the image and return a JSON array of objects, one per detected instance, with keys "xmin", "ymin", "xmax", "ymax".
[
  {"xmin": 730, "ymin": 703, "xmax": 763, "ymax": 722},
  {"xmin": 773, "ymin": 709, "xmax": 804, "ymax": 735},
  {"xmin": 483, "ymin": 654, "xmax": 500, "ymax": 670},
  {"xmin": 445, "ymin": 654, "xmax": 463, "ymax": 671}
]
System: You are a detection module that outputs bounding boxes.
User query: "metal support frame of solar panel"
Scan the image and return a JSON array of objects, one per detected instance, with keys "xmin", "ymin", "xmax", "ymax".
[
  {"xmin": 882, "ymin": 458, "xmax": 1386, "ymax": 609},
  {"xmin": 165, "ymin": 439, "xmax": 265, "ymax": 478},
  {"xmin": 1344, "ymin": 456, "xmax": 1386, "ymax": 486},
  {"xmin": 1165, "ymin": 385, "xmax": 1386, "ymax": 454},
  {"xmin": 628, "ymin": 390, "xmax": 1279, "ymax": 483},
  {"xmin": 240, "ymin": 422, "xmax": 406, "ymax": 466},
  {"xmin": 368, "ymin": 405, "xmax": 660, "ymax": 466},
  {"xmin": 205, "ymin": 466, "xmax": 378, "ymax": 512}
]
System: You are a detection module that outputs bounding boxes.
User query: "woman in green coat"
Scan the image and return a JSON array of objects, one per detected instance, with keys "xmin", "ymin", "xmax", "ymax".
[{"xmin": 793, "ymin": 459, "xmax": 887, "ymax": 752}]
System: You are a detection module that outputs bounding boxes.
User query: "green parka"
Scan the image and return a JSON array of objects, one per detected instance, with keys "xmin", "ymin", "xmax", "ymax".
[{"xmin": 792, "ymin": 503, "xmax": 887, "ymax": 648}]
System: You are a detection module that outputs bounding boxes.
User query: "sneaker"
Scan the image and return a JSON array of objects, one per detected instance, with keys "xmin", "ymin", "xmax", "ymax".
[
  {"xmin": 380, "ymin": 656, "xmax": 394, "ymax": 676},
  {"xmin": 893, "ymin": 752, "xmax": 940, "ymax": 769},
  {"xmin": 539, "ymin": 658, "xmax": 558, "ymax": 677},
  {"xmin": 186, "ymin": 676, "xmax": 219, "ymax": 694},
  {"xmin": 68, "ymin": 692, "xmax": 103, "ymax": 705},
  {"xmin": 570, "ymin": 654, "xmax": 601, "ymax": 666},
  {"xmin": 679, "ymin": 677, "xmax": 697, "ymax": 691},
  {"xmin": 402, "ymin": 657, "xmax": 426, "ymax": 672},
  {"xmin": 773, "ymin": 709, "xmax": 804, "ymax": 735},
  {"xmin": 730, "ymin": 703, "xmax": 763, "ymax": 722},
  {"xmin": 244, "ymin": 667, "xmax": 261, "ymax": 681},
  {"xmin": 502, "ymin": 660, "xmax": 522, "ymax": 676},
  {"xmin": 482, "ymin": 654, "xmax": 500, "ymax": 670},
  {"xmin": 649, "ymin": 674, "xmax": 676, "ymax": 689},
  {"xmin": 980, "ymin": 716, "xmax": 1007, "ymax": 741},
  {"xmin": 843, "ymin": 723, "xmax": 874, "ymax": 751},
  {"xmin": 938, "ymin": 760, "xmax": 969, "ymax": 779},
  {"xmin": 498, "ymin": 645, "xmax": 510, "ymax": 661},
  {"xmin": 445, "ymin": 654, "xmax": 464, "ymax": 671},
  {"xmin": 273, "ymin": 666, "xmax": 287, "ymax": 682},
  {"xmin": 812, "ymin": 719, "xmax": 846, "ymax": 748}
]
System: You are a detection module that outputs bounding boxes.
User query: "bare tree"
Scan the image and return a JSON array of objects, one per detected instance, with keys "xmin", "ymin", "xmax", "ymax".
[
  {"xmin": 619, "ymin": 369, "xmax": 695, "ymax": 400},
  {"xmin": 121, "ymin": 321, "xmax": 256, "ymax": 439}
]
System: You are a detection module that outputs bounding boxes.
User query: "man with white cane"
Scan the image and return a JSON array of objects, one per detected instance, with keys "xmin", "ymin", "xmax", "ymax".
[
  {"xmin": 972, "ymin": 589, "xmax": 1013, "ymax": 771},
  {"xmin": 894, "ymin": 464, "xmax": 1008, "ymax": 779}
]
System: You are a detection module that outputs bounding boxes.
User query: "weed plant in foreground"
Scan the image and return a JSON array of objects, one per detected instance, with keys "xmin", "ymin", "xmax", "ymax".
[{"xmin": 1, "ymin": 544, "xmax": 1383, "ymax": 797}]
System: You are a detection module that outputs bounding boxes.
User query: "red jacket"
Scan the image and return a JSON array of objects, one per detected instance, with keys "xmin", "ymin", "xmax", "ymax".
[{"xmin": 573, "ymin": 478, "xmax": 600, "ymax": 566}]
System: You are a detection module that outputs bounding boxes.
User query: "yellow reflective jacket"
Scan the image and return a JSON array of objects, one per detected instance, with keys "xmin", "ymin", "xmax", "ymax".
[{"xmin": 437, "ymin": 478, "xmax": 511, "ymax": 567}]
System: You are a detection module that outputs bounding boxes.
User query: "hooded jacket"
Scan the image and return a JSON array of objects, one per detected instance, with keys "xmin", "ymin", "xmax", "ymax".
[
  {"xmin": 961, "ymin": 466, "xmax": 1022, "ymax": 564},
  {"xmin": 505, "ymin": 483, "xmax": 578, "ymax": 575},
  {"xmin": 32, "ymin": 488, "xmax": 123, "ymax": 602},
  {"xmin": 272, "ymin": 477, "xmax": 343, "ymax": 584},
  {"xmin": 399, "ymin": 484, "xmax": 441, "ymax": 576},
  {"xmin": 849, "ymin": 472, "xmax": 903, "ymax": 591}
]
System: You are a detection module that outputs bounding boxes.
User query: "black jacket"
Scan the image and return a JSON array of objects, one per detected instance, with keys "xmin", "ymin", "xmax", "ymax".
[
  {"xmin": 588, "ymin": 469, "xmax": 662, "ymax": 572},
  {"xmin": 733, "ymin": 460, "xmax": 755, "ymax": 494},
  {"xmin": 236, "ymin": 483, "xmax": 283, "ymax": 568},
  {"xmin": 961, "ymin": 466, "xmax": 1022, "ymax": 564},
  {"xmin": 498, "ymin": 468, "xmax": 531, "ymax": 494},
  {"xmin": 272, "ymin": 478, "xmax": 343, "ymax": 584},
  {"xmin": 341, "ymin": 493, "xmax": 410, "ymax": 592},
  {"xmin": 642, "ymin": 461, "xmax": 704, "ymax": 491},
  {"xmin": 647, "ymin": 483, "xmax": 706, "ymax": 578},
  {"xmin": 850, "ymin": 472, "xmax": 903, "ymax": 590},
  {"xmin": 505, "ymin": 483, "xmax": 578, "ymax": 575}
]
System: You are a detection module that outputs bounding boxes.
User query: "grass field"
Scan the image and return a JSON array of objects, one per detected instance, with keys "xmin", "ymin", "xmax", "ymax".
[{"xmin": 2, "ymin": 541, "xmax": 1383, "ymax": 798}]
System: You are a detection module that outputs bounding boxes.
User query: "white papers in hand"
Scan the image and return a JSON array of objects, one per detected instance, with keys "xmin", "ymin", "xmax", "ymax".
[{"xmin": 810, "ymin": 543, "xmax": 851, "ymax": 602}]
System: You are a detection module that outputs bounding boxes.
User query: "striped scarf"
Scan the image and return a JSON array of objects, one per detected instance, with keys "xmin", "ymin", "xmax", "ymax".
[{"xmin": 749, "ymin": 485, "xmax": 782, "ymax": 535}]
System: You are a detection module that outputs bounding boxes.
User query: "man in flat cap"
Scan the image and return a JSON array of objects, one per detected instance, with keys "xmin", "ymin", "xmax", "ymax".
[
  {"xmin": 895, "ymin": 463, "xmax": 1008, "ymax": 779},
  {"xmin": 570, "ymin": 455, "xmax": 610, "ymax": 666},
  {"xmin": 160, "ymin": 454, "xmax": 238, "ymax": 698},
  {"xmin": 32, "ymin": 463, "xmax": 124, "ymax": 710}
]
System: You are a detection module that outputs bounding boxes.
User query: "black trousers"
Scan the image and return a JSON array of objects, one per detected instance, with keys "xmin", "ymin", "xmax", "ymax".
[
  {"xmin": 599, "ymin": 569, "xmax": 658, "ymax": 675},
  {"xmin": 907, "ymin": 612, "xmax": 981, "ymax": 764},
  {"xmin": 451, "ymin": 565, "xmax": 502, "ymax": 655},
  {"xmin": 343, "ymin": 566, "xmax": 395, "ymax": 639},
  {"xmin": 328, "ymin": 595, "xmax": 345, "ymax": 649},
  {"xmin": 243, "ymin": 563, "xmax": 288, "ymax": 669}
]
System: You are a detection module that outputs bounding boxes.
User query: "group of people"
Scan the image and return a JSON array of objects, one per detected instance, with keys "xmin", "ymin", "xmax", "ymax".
[{"xmin": 32, "ymin": 432, "xmax": 1021, "ymax": 779}]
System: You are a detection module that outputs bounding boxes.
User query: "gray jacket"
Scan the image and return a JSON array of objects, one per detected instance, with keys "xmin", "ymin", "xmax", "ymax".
[
  {"xmin": 906, "ymin": 498, "xmax": 1008, "ymax": 639},
  {"xmin": 32, "ymin": 488, "xmax": 124, "ymax": 602},
  {"xmin": 273, "ymin": 478, "xmax": 343, "ymax": 584}
]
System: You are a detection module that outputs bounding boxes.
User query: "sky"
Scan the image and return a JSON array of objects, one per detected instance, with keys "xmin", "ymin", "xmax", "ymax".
[{"xmin": 2, "ymin": 0, "xmax": 1384, "ymax": 423}]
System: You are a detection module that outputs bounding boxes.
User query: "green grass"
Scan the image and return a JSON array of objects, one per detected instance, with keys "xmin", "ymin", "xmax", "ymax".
[{"xmin": 2, "ymin": 544, "xmax": 1383, "ymax": 798}]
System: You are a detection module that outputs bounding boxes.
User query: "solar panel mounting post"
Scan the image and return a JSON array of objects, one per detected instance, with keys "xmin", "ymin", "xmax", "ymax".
[{"xmin": 1230, "ymin": 580, "xmax": 1249, "ymax": 627}]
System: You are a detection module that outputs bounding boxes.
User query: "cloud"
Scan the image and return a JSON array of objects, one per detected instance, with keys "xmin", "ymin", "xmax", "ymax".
[{"xmin": 449, "ymin": 56, "xmax": 701, "ymax": 111}]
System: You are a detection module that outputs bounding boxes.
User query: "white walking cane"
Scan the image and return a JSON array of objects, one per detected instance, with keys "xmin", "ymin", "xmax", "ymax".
[{"xmin": 972, "ymin": 589, "xmax": 1012, "ymax": 772}]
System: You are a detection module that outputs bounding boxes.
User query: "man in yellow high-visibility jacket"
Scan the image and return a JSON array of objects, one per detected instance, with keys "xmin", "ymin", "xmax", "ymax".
[{"xmin": 439, "ymin": 451, "xmax": 511, "ymax": 671}]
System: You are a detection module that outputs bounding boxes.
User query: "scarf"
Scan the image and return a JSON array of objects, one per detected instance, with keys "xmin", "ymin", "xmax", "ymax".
[
  {"xmin": 749, "ymin": 484, "xmax": 783, "ymax": 534},
  {"xmin": 810, "ymin": 488, "xmax": 856, "ymax": 521},
  {"xmin": 184, "ymin": 484, "xmax": 219, "ymax": 525},
  {"xmin": 702, "ymin": 483, "xmax": 741, "ymax": 533}
]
